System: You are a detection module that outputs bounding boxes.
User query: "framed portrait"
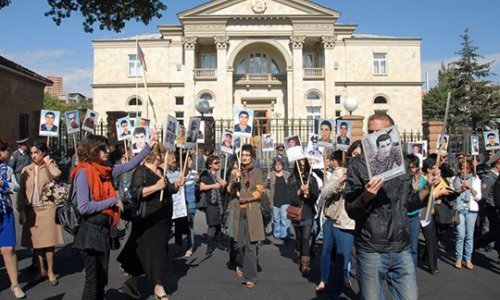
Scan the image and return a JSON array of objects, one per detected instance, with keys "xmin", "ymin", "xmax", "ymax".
[
  {"xmin": 336, "ymin": 120, "xmax": 352, "ymax": 150},
  {"xmin": 197, "ymin": 120, "xmax": 205, "ymax": 144},
  {"xmin": 233, "ymin": 136, "xmax": 242, "ymax": 154},
  {"xmin": 233, "ymin": 109, "xmax": 254, "ymax": 138},
  {"xmin": 220, "ymin": 129, "xmax": 234, "ymax": 155},
  {"xmin": 305, "ymin": 133, "xmax": 325, "ymax": 169},
  {"xmin": 484, "ymin": 130, "xmax": 500, "ymax": 150},
  {"xmin": 164, "ymin": 115, "xmax": 177, "ymax": 151},
  {"xmin": 407, "ymin": 141, "xmax": 427, "ymax": 167},
  {"xmin": 65, "ymin": 110, "xmax": 81, "ymax": 134},
  {"xmin": 262, "ymin": 133, "xmax": 274, "ymax": 152},
  {"xmin": 362, "ymin": 125, "xmax": 405, "ymax": 181},
  {"xmin": 317, "ymin": 118, "xmax": 334, "ymax": 148},
  {"xmin": 176, "ymin": 125, "xmax": 186, "ymax": 148},
  {"xmin": 82, "ymin": 109, "xmax": 99, "ymax": 133},
  {"xmin": 39, "ymin": 109, "xmax": 60, "ymax": 137},
  {"xmin": 284, "ymin": 135, "xmax": 305, "ymax": 161},
  {"xmin": 116, "ymin": 117, "xmax": 132, "ymax": 141},
  {"xmin": 470, "ymin": 136, "xmax": 480, "ymax": 155},
  {"xmin": 435, "ymin": 134, "xmax": 449, "ymax": 151},
  {"xmin": 131, "ymin": 126, "xmax": 150, "ymax": 154},
  {"xmin": 185, "ymin": 117, "xmax": 201, "ymax": 148}
]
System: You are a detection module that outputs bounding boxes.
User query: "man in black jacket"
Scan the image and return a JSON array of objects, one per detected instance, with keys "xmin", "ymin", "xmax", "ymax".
[{"xmin": 345, "ymin": 113, "xmax": 441, "ymax": 300}]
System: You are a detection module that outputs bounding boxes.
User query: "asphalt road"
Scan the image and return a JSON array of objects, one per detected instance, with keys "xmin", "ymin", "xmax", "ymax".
[{"xmin": 1, "ymin": 209, "xmax": 499, "ymax": 300}]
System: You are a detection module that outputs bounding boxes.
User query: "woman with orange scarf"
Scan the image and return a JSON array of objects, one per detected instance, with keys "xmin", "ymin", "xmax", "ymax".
[{"xmin": 71, "ymin": 132, "xmax": 156, "ymax": 300}]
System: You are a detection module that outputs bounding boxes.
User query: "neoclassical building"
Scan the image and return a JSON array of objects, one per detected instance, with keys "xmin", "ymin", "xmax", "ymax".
[{"xmin": 93, "ymin": 0, "xmax": 422, "ymax": 133}]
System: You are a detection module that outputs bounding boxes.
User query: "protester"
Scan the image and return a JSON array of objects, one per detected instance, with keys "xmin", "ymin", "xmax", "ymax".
[
  {"xmin": 266, "ymin": 157, "xmax": 291, "ymax": 240},
  {"xmin": 345, "ymin": 113, "xmax": 440, "ymax": 299},
  {"xmin": 0, "ymin": 139, "xmax": 25, "ymax": 299},
  {"xmin": 71, "ymin": 132, "xmax": 155, "ymax": 300},
  {"xmin": 199, "ymin": 154, "xmax": 227, "ymax": 256},
  {"xmin": 287, "ymin": 157, "xmax": 319, "ymax": 277},
  {"xmin": 317, "ymin": 150, "xmax": 355, "ymax": 298},
  {"xmin": 9, "ymin": 138, "xmax": 31, "ymax": 184},
  {"xmin": 275, "ymin": 144, "xmax": 290, "ymax": 170},
  {"xmin": 18, "ymin": 140, "xmax": 63, "ymax": 286},
  {"xmin": 117, "ymin": 144, "xmax": 184, "ymax": 300},
  {"xmin": 405, "ymin": 154, "xmax": 425, "ymax": 267},
  {"xmin": 453, "ymin": 160, "xmax": 482, "ymax": 269},
  {"xmin": 183, "ymin": 154, "xmax": 198, "ymax": 257},
  {"xmin": 110, "ymin": 144, "xmax": 133, "ymax": 201},
  {"xmin": 227, "ymin": 144, "xmax": 265, "ymax": 288}
]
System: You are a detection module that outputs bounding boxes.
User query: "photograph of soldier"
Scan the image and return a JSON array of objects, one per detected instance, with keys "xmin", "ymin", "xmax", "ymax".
[
  {"xmin": 131, "ymin": 126, "xmax": 149, "ymax": 153},
  {"xmin": 82, "ymin": 109, "xmax": 99, "ymax": 133},
  {"xmin": 318, "ymin": 118, "xmax": 334, "ymax": 148},
  {"xmin": 471, "ymin": 136, "xmax": 480, "ymax": 155},
  {"xmin": 262, "ymin": 134, "xmax": 274, "ymax": 152},
  {"xmin": 65, "ymin": 110, "xmax": 80, "ymax": 134},
  {"xmin": 362, "ymin": 125, "xmax": 405, "ymax": 180},
  {"xmin": 220, "ymin": 129, "xmax": 234, "ymax": 155},
  {"xmin": 484, "ymin": 130, "xmax": 500, "ymax": 150},
  {"xmin": 39, "ymin": 110, "xmax": 60, "ymax": 137},
  {"xmin": 185, "ymin": 117, "xmax": 201, "ymax": 147},
  {"xmin": 284, "ymin": 135, "xmax": 304, "ymax": 161},
  {"xmin": 116, "ymin": 117, "xmax": 131, "ymax": 141},
  {"xmin": 436, "ymin": 134, "xmax": 449, "ymax": 151},
  {"xmin": 336, "ymin": 120, "xmax": 352, "ymax": 150},
  {"xmin": 233, "ymin": 109, "xmax": 254, "ymax": 137},
  {"xmin": 164, "ymin": 115, "xmax": 177, "ymax": 150}
]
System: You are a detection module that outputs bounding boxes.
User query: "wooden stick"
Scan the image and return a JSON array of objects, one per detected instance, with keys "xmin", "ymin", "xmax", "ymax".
[
  {"xmin": 179, "ymin": 148, "xmax": 183, "ymax": 175},
  {"xmin": 266, "ymin": 151, "xmax": 270, "ymax": 175},
  {"xmin": 47, "ymin": 136, "xmax": 50, "ymax": 146},
  {"xmin": 306, "ymin": 158, "xmax": 313, "ymax": 186},
  {"xmin": 73, "ymin": 133, "xmax": 79, "ymax": 161},
  {"xmin": 182, "ymin": 149, "xmax": 190, "ymax": 178},
  {"xmin": 296, "ymin": 160, "xmax": 305, "ymax": 186},
  {"xmin": 195, "ymin": 143, "xmax": 199, "ymax": 173},
  {"xmin": 123, "ymin": 140, "xmax": 129, "ymax": 162},
  {"xmin": 159, "ymin": 150, "xmax": 169, "ymax": 202},
  {"xmin": 323, "ymin": 151, "xmax": 327, "ymax": 184},
  {"xmin": 223, "ymin": 153, "xmax": 229, "ymax": 181},
  {"xmin": 473, "ymin": 155, "xmax": 477, "ymax": 176},
  {"xmin": 238, "ymin": 141, "xmax": 243, "ymax": 170}
]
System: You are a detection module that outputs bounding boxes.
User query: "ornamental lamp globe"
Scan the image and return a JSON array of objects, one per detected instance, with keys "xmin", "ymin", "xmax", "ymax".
[{"xmin": 343, "ymin": 98, "xmax": 358, "ymax": 115}]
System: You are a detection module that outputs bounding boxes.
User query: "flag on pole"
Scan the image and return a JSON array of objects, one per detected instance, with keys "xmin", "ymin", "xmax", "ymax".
[{"xmin": 137, "ymin": 43, "xmax": 147, "ymax": 72}]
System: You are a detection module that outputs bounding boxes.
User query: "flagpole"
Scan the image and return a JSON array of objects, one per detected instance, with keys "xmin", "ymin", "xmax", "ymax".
[{"xmin": 135, "ymin": 35, "xmax": 139, "ymax": 122}]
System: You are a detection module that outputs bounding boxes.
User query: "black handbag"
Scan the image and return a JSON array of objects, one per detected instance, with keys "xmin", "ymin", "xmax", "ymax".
[
  {"xmin": 434, "ymin": 201, "xmax": 454, "ymax": 225},
  {"xmin": 56, "ymin": 183, "xmax": 80, "ymax": 236}
]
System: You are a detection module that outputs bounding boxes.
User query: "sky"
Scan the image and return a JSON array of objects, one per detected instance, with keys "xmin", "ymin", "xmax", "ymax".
[{"xmin": 1, "ymin": 0, "xmax": 499, "ymax": 98}]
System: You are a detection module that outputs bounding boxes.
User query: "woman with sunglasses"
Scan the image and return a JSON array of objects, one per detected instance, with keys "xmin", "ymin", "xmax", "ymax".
[
  {"xmin": 199, "ymin": 154, "xmax": 227, "ymax": 256},
  {"xmin": 71, "ymin": 131, "xmax": 156, "ymax": 300}
]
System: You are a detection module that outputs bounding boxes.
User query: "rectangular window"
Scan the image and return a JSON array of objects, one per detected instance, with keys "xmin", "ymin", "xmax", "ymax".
[
  {"xmin": 175, "ymin": 112, "xmax": 184, "ymax": 126},
  {"xmin": 19, "ymin": 113, "xmax": 29, "ymax": 139},
  {"xmin": 335, "ymin": 110, "xmax": 342, "ymax": 118},
  {"xmin": 175, "ymin": 97, "xmax": 184, "ymax": 105},
  {"xmin": 306, "ymin": 106, "xmax": 321, "ymax": 121},
  {"xmin": 201, "ymin": 54, "xmax": 217, "ymax": 69},
  {"xmin": 373, "ymin": 53, "xmax": 387, "ymax": 75},
  {"xmin": 303, "ymin": 53, "xmax": 314, "ymax": 68},
  {"xmin": 335, "ymin": 95, "xmax": 341, "ymax": 104},
  {"xmin": 128, "ymin": 54, "xmax": 144, "ymax": 77}
]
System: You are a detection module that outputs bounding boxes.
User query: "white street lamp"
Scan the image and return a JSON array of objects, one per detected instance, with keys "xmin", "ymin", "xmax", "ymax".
[{"xmin": 343, "ymin": 98, "xmax": 358, "ymax": 116}]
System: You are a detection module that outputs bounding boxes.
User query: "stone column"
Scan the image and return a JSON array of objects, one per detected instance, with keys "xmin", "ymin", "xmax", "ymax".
[
  {"xmin": 322, "ymin": 35, "xmax": 336, "ymax": 119},
  {"xmin": 341, "ymin": 115, "xmax": 365, "ymax": 143},
  {"xmin": 183, "ymin": 36, "xmax": 197, "ymax": 116},
  {"xmin": 290, "ymin": 35, "xmax": 305, "ymax": 118},
  {"xmin": 423, "ymin": 121, "xmax": 443, "ymax": 153},
  {"xmin": 214, "ymin": 36, "xmax": 229, "ymax": 118}
]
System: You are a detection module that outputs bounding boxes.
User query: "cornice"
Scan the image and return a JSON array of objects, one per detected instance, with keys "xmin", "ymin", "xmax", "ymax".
[
  {"xmin": 335, "ymin": 81, "xmax": 424, "ymax": 87},
  {"xmin": 92, "ymin": 40, "xmax": 171, "ymax": 48},
  {"xmin": 344, "ymin": 38, "xmax": 421, "ymax": 47},
  {"xmin": 92, "ymin": 83, "xmax": 185, "ymax": 89}
]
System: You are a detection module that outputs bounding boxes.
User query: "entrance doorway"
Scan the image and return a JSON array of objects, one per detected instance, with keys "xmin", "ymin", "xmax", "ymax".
[{"xmin": 253, "ymin": 110, "xmax": 270, "ymax": 136}]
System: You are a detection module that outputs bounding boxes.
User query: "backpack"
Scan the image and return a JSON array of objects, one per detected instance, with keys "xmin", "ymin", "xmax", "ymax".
[
  {"xmin": 55, "ymin": 183, "xmax": 80, "ymax": 236},
  {"xmin": 121, "ymin": 167, "xmax": 147, "ymax": 222}
]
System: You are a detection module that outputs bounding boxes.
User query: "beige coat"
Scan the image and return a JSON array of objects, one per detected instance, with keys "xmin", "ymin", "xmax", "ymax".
[{"xmin": 18, "ymin": 159, "xmax": 63, "ymax": 248}]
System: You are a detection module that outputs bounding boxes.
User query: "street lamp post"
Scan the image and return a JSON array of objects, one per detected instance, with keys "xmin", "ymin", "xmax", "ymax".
[{"xmin": 343, "ymin": 98, "xmax": 358, "ymax": 116}]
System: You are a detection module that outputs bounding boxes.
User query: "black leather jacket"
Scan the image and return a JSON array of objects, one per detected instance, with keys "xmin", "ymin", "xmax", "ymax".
[{"xmin": 345, "ymin": 156, "xmax": 425, "ymax": 253}]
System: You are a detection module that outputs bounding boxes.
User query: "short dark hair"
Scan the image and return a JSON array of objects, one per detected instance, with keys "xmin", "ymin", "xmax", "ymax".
[
  {"xmin": 368, "ymin": 113, "xmax": 395, "ymax": 126},
  {"xmin": 405, "ymin": 154, "xmax": 420, "ymax": 169},
  {"xmin": 376, "ymin": 134, "xmax": 392, "ymax": 147},
  {"xmin": 422, "ymin": 154, "xmax": 437, "ymax": 173},
  {"xmin": 340, "ymin": 122, "xmax": 348, "ymax": 128},
  {"xmin": 205, "ymin": 154, "xmax": 219, "ymax": 169},
  {"xmin": 241, "ymin": 144, "xmax": 256, "ymax": 158},
  {"xmin": 90, "ymin": 113, "xmax": 96, "ymax": 117},
  {"xmin": 32, "ymin": 140, "xmax": 48, "ymax": 155},
  {"xmin": 133, "ymin": 127, "xmax": 147, "ymax": 136},
  {"xmin": 45, "ymin": 111, "xmax": 55, "ymax": 118},
  {"xmin": 320, "ymin": 120, "xmax": 332, "ymax": 130},
  {"xmin": 239, "ymin": 110, "xmax": 249, "ymax": 117},
  {"xmin": 0, "ymin": 139, "xmax": 10, "ymax": 152},
  {"xmin": 120, "ymin": 120, "xmax": 128, "ymax": 126},
  {"xmin": 488, "ymin": 133, "xmax": 495, "ymax": 138}
]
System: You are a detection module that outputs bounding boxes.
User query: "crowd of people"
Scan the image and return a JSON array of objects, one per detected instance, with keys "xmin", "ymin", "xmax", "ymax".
[{"xmin": 0, "ymin": 113, "xmax": 499, "ymax": 300}]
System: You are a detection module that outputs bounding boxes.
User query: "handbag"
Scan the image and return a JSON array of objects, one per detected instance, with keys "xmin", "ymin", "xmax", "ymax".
[
  {"xmin": 286, "ymin": 205, "xmax": 303, "ymax": 221},
  {"xmin": 451, "ymin": 209, "xmax": 461, "ymax": 227},
  {"xmin": 55, "ymin": 182, "xmax": 81, "ymax": 236},
  {"xmin": 43, "ymin": 168, "xmax": 68, "ymax": 205}
]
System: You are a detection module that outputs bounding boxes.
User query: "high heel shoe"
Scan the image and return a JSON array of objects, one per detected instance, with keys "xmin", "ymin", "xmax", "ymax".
[{"xmin": 10, "ymin": 284, "xmax": 26, "ymax": 299}]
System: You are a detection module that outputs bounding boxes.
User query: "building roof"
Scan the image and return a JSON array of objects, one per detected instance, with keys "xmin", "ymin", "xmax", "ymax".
[
  {"xmin": 0, "ymin": 54, "xmax": 53, "ymax": 86},
  {"xmin": 351, "ymin": 33, "xmax": 420, "ymax": 40},
  {"xmin": 102, "ymin": 33, "xmax": 163, "ymax": 41}
]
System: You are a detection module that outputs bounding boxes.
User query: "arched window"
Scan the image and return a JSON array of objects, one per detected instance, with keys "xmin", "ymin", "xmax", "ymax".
[
  {"xmin": 374, "ymin": 96, "xmax": 388, "ymax": 104},
  {"xmin": 236, "ymin": 53, "xmax": 281, "ymax": 74},
  {"xmin": 128, "ymin": 97, "xmax": 142, "ymax": 106},
  {"xmin": 307, "ymin": 91, "xmax": 321, "ymax": 101}
]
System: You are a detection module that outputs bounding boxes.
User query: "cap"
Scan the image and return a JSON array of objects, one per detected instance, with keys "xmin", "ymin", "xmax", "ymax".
[
  {"xmin": 276, "ymin": 145, "xmax": 284, "ymax": 150},
  {"xmin": 16, "ymin": 138, "xmax": 29, "ymax": 144},
  {"xmin": 486, "ymin": 151, "xmax": 500, "ymax": 165}
]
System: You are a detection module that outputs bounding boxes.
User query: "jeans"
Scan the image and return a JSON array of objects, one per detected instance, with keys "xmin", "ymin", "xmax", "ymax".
[
  {"xmin": 273, "ymin": 205, "xmax": 291, "ymax": 239},
  {"xmin": 357, "ymin": 250, "xmax": 418, "ymax": 300},
  {"xmin": 455, "ymin": 211, "xmax": 478, "ymax": 261},
  {"xmin": 187, "ymin": 211, "xmax": 196, "ymax": 251},
  {"xmin": 408, "ymin": 215, "xmax": 420, "ymax": 267}
]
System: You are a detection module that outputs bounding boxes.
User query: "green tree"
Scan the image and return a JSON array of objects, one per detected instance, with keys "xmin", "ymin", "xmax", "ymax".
[
  {"xmin": 0, "ymin": 0, "xmax": 167, "ymax": 33},
  {"xmin": 423, "ymin": 29, "xmax": 500, "ymax": 134},
  {"xmin": 44, "ymin": 93, "xmax": 93, "ymax": 114}
]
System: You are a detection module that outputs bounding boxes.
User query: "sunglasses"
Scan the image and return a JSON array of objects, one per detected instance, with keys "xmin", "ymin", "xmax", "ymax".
[{"xmin": 213, "ymin": 161, "xmax": 220, "ymax": 165}]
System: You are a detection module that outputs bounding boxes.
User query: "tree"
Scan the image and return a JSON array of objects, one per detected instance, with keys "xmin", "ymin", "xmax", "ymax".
[
  {"xmin": 0, "ymin": 0, "xmax": 167, "ymax": 33},
  {"xmin": 423, "ymin": 29, "xmax": 500, "ymax": 135},
  {"xmin": 44, "ymin": 93, "xmax": 93, "ymax": 114}
]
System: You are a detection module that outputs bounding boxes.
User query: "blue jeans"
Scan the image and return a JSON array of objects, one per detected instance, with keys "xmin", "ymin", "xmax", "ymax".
[
  {"xmin": 408, "ymin": 215, "xmax": 420, "ymax": 267},
  {"xmin": 357, "ymin": 250, "xmax": 418, "ymax": 300},
  {"xmin": 187, "ymin": 211, "xmax": 196, "ymax": 251},
  {"xmin": 273, "ymin": 204, "xmax": 291, "ymax": 239},
  {"xmin": 455, "ymin": 211, "xmax": 478, "ymax": 261}
]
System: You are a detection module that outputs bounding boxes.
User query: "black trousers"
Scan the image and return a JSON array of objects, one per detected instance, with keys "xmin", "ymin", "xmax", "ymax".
[
  {"xmin": 476, "ymin": 208, "xmax": 500, "ymax": 250},
  {"xmin": 82, "ymin": 249, "xmax": 110, "ymax": 300},
  {"xmin": 422, "ymin": 218, "xmax": 438, "ymax": 271},
  {"xmin": 294, "ymin": 224, "xmax": 312, "ymax": 257}
]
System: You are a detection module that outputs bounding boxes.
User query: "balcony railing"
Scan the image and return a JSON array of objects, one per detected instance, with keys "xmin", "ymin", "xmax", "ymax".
[
  {"xmin": 194, "ymin": 68, "xmax": 217, "ymax": 80},
  {"xmin": 233, "ymin": 73, "xmax": 286, "ymax": 85},
  {"xmin": 304, "ymin": 68, "xmax": 324, "ymax": 79}
]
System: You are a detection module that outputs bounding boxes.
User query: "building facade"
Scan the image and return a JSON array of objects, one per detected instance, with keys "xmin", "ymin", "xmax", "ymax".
[
  {"xmin": 93, "ymin": 0, "xmax": 423, "ymax": 133},
  {"xmin": 0, "ymin": 55, "xmax": 52, "ymax": 144},
  {"xmin": 44, "ymin": 75, "xmax": 63, "ymax": 96}
]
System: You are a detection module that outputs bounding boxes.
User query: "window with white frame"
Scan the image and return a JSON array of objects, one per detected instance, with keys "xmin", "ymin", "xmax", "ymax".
[
  {"xmin": 373, "ymin": 53, "xmax": 387, "ymax": 75},
  {"xmin": 307, "ymin": 106, "xmax": 321, "ymax": 120},
  {"xmin": 235, "ymin": 53, "xmax": 281, "ymax": 74},
  {"xmin": 201, "ymin": 54, "xmax": 217, "ymax": 69},
  {"xmin": 303, "ymin": 53, "xmax": 314, "ymax": 68},
  {"xmin": 128, "ymin": 54, "xmax": 144, "ymax": 76}
]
